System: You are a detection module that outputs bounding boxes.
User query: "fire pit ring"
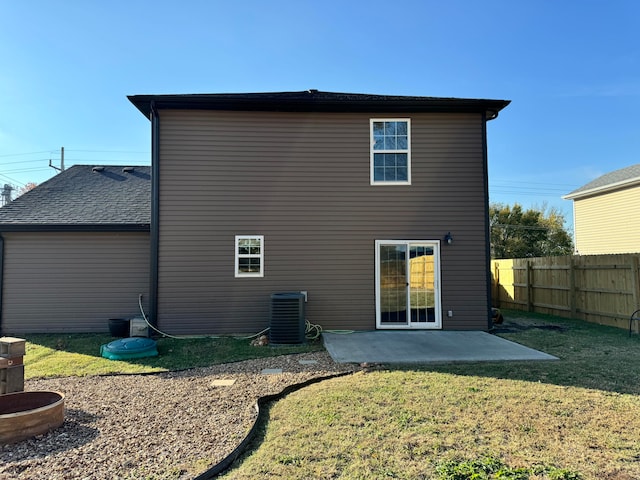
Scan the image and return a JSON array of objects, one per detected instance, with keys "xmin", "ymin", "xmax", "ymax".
[{"xmin": 0, "ymin": 391, "xmax": 65, "ymax": 444}]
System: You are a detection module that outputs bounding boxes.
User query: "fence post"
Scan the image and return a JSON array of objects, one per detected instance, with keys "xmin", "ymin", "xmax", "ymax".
[
  {"xmin": 493, "ymin": 262, "xmax": 500, "ymax": 308},
  {"xmin": 526, "ymin": 260, "xmax": 533, "ymax": 312},
  {"xmin": 569, "ymin": 256, "xmax": 577, "ymax": 318},
  {"xmin": 629, "ymin": 256, "xmax": 640, "ymax": 335},
  {"xmin": 632, "ymin": 256, "xmax": 640, "ymax": 310}
]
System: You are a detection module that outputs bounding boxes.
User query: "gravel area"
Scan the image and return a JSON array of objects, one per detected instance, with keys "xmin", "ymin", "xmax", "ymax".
[{"xmin": 0, "ymin": 352, "xmax": 355, "ymax": 480}]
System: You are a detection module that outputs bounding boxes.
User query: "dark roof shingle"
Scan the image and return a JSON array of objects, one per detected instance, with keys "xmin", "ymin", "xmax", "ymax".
[{"xmin": 0, "ymin": 165, "xmax": 150, "ymax": 231}]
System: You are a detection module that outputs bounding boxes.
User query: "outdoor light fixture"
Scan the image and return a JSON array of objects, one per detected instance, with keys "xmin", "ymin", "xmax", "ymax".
[{"xmin": 444, "ymin": 232, "xmax": 453, "ymax": 245}]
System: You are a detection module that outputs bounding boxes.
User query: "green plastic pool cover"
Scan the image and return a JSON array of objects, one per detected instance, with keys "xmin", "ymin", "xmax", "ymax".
[{"xmin": 100, "ymin": 337, "xmax": 158, "ymax": 360}]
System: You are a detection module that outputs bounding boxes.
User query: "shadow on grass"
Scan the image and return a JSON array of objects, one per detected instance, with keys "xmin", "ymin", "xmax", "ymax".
[
  {"xmin": 24, "ymin": 333, "xmax": 323, "ymax": 377},
  {"xmin": 417, "ymin": 310, "xmax": 640, "ymax": 395},
  {"xmin": 23, "ymin": 311, "xmax": 640, "ymax": 395}
]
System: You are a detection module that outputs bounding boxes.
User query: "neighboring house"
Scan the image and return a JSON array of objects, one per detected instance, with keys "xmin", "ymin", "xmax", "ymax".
[
  {"xmin": 563, "ymin": 163, "xmax": 640, "ymax": 255},
  {"xmin": 126, "ymin": 90, "xmax": 509, "ymax": 335},
  {"xmin": 0, "ymin": 165, "xmax": 151, "ymax": 334},
  {"xmin": 0, "ymin": 91, "xmax": 509, "ymax": 336}
]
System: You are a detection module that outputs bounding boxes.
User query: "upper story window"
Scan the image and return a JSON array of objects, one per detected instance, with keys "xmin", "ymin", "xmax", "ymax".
[
  {"xmin": 371, "ymin": 119, "xmax": 411, "ymax": 185},
  {"xmin": 235, "ymin": 235, "xmax": 264, "ymax": 277}
]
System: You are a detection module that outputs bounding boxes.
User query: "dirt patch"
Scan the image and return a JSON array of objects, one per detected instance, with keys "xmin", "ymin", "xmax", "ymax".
[{"xmin": 491, "ymin": 320, "xmax": 568, "ymax": 334}]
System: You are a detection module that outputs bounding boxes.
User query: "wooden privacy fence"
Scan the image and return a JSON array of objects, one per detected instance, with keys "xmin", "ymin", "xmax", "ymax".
[
  {"xmin": 380, "ymin": 257, "xmax": 435, "ymax": 289},
  {"xmin": 410, "ymin": 256, "xmax": 435, "ymax": 289},
  {"xmin": 492, "ymin": 254, "xmax": 640, "ymax": 331}
]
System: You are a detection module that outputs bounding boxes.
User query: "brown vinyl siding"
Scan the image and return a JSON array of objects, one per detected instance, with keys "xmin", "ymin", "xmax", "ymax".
[
  {"xmin": 573, "ymin": 185, "xmax": 640, "ymax": 255},
  {"xmin": 156, "ymin": 110, "xmax": 489, "ymax": 334},
  {"xmin": 1, "ymin": 232, "xmax": 149, "ymax": 334}
]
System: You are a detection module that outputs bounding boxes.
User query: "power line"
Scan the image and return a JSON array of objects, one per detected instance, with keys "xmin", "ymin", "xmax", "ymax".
[
  {"xmin": 0, "ymin": 173, "xmax": 26, "ymax": 188},
  {"xmin": 63, "ymin": 158, "xmax": 150, "ymax": 164},
  {"xmin": 491, "ymin": 184, "xmax": 570, "ymax": 191},
  {"xmin": 491, "ymin": 190, "xmax": 568, "ymax": 195},
  {"xmin": 1, "ymin": 167, "xmax": 52, "ymax": 175},
  {"xmin": 65, "ymin": 149, "xmax": 150, "ymax": 154},
  {"xmin": 0, "ymin": 150, "xmax": 54, "ymax": 158},
  {"xmin": 491, "ymin": 223, "xmax": 550, "ymax": 231},
  {"xmin": 491, "ymin": 180, "xmax": 576, "ymax": 187},
  {"xmin": 490, "ymin": 190, "xmax": 568, "ymax": 197},
  {"xmin": 490, "ymin": 179, "xmax": 577, "ymax": 195},
  {"xmin": 0, "ymin": 149, "xmax": 149, "ymax": 157},
  {"xmin": 0, "ymin": 158, "xmax": 55, "ymax": 166},
  {"xmin": 490, "ymin": 184, "xmax": 574, "ymax": 194},
  {"xmin": 0, "ymin": 157, "xmax": 149, "ymax": 168}
]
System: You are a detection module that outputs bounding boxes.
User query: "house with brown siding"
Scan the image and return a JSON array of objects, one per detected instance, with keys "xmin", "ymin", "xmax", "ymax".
[
  {"xmin": 0, "ymin": 165, "xmax": 151, "ymax": 334},
  {"xmin": 563, "ymin": 164, "xmax": 640, "ymax": 255},
  {"xmin": 0, "ymin": 91, "xmax": 509, "ymax": 336},
  {"xmin": 127, "ymin": 90, "xmax": 510, "ymax": 335}
]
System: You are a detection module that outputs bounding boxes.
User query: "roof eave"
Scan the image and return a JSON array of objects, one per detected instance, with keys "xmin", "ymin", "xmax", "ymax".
[
  {"xmin": 563, "ymin": 176, "xmax": 640, "ymax": 200},
  {"xmin": 128, "ymin": 93, "xmax": 510, "ymax": 120},
  {"xmin": 0, "ymin": 224, "xmax": 150, "ymax": 233}
]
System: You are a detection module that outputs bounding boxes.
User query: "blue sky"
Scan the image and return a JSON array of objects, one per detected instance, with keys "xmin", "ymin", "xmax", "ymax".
[{"xmin": 1, "ymin": 1, "xmax": 639, "ymax": 228}]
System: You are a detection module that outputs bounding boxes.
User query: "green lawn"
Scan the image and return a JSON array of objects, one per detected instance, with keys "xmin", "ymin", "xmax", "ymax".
[
  {"xmin": 17, "ymin": 312, "xmax": 640, "ymax": 479},
  {"xmin": 219, "ymin": 311, "xmax": 640, "ymax": 480},
  {"xmin": 23, "ymin": 333, "xmax": 322, "ymax": 379}
]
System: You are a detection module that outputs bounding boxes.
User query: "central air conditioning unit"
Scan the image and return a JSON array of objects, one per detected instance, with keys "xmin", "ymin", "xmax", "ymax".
[{"xmin": 270, "ymin": 292, "xmax": 306, "ymax": 344}]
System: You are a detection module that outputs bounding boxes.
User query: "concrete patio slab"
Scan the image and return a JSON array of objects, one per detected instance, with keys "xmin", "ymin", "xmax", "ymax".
[{"xmin": 322, "ymin": 330, "xmax": 557, "ymax": 364}]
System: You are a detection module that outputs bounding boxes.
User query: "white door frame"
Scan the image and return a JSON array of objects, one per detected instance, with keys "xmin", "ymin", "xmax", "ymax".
[{"xmin": 375, "ymin": 240, "xmax": 442, "ymax": 329}]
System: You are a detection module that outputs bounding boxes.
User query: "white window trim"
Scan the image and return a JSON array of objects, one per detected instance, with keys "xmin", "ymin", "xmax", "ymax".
[
  {"xmin": 375, "ymin": 239, "xmax": 442, "ymax": 330},
  {"xmin": 370, "ymin": 118, "xmax": 411, "ymax": 186},
  {"xmin": 235, "ymin": 235, "xmax": 264, "ymax": 278}
]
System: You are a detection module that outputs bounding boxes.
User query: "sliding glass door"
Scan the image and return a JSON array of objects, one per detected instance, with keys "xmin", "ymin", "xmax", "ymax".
[{"xmin": 376, "ymin": 240, "xmax": 442, "ymax": 329}]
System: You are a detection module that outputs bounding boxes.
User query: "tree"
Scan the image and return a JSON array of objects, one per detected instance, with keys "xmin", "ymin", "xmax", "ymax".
[
  {"xmin": 489, "ymin": 202, "xmax": 573, "ymax": 259},
  {"xmin": 17, "ymin": 182, "xmax": 37, "ymax": 197}
]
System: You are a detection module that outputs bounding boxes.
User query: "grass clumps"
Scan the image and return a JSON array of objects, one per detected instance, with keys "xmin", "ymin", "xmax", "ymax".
[
  {"xmin": 435, "ymin": 455, "xmax": 582, "ymax": 479},
  {"xmin": 221, "ymin": 312, "xmax": 640, "ymax": 479},
  {"xmin": 17, "ymin": 311, "xmax": 640, "ymax": 479},
  {"xmin": 23, "ymin": 333, "xmax": 322, "ymax": 379},
  {"xmin": 222, "ymin": 370, "xmax": 639, "ymax": 479}
]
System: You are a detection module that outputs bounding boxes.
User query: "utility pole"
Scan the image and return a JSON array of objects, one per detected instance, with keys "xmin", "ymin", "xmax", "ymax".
[
  {"xmin": 49, "ymin": 147, "xmax": 65, "ymax": 172},
  {"xmin": 1, "ymin": 184, "xmax": 13, "ymax": 205}
]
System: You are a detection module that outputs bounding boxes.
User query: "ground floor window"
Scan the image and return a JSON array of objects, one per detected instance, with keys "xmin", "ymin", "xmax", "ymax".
[{"xmin": 235, "ymin": 235, "xmax": 264, "ymax": 277}]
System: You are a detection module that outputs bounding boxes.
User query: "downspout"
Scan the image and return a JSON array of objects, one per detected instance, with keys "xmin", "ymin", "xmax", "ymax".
[
  {"xmin": 481, "ymin": 112, "xmax": 493, "ymax": 330},
  {"xmin": 0, "ymin": 234, "xmax": 4, "ymax": 335},
  {"xmin": 149, "ymin": 101, "xmax": 160, "ymax": 329}
]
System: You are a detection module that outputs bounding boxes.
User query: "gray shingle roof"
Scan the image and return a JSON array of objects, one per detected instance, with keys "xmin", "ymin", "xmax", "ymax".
[
  {"xmin": 564, "ymin": 164, "xmax": 640, "ymax": 200},
  {"xmin": 0, "ymin": 165, "xmax": 150, "ymax": 231}
]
